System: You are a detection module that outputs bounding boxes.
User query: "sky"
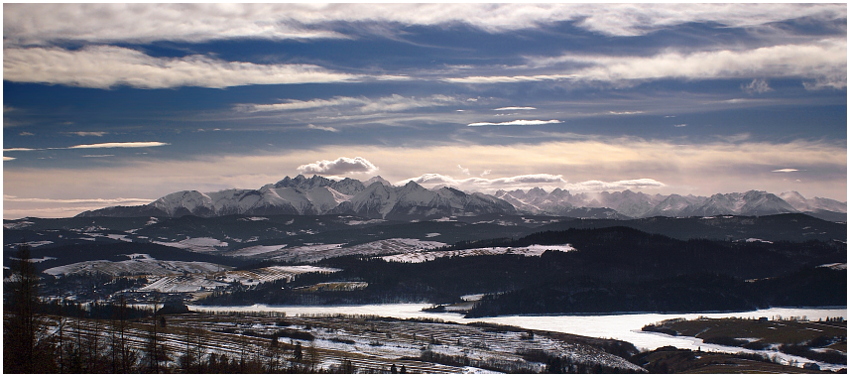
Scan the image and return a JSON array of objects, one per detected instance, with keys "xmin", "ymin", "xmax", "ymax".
[{"xmin": 3, "ymin": 3, "xmax": 847, "ymax": 219}]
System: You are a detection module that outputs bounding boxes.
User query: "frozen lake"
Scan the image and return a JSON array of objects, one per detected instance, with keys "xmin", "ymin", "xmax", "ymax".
[{"xmin": 189, "ymin": 303, "xmax": 847, "ymax": 370}]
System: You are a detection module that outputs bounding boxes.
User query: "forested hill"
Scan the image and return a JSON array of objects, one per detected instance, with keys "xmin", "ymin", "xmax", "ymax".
[{"xmin": 200, "ymin": 226, "xmax": 846, "ymax": 315}]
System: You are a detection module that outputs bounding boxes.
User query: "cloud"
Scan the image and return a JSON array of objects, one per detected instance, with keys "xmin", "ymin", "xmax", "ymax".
[
  {"xmin": 239, "ymin": 94, "xmax": 459, "ymax": 113},
  {"xmin": 399, "ymin": 173, "xmax": 568, "ymax": 190},
  {"xmin": 3, "ymin": 195, "xmax": 153, "ymax": 205},
  {"xmin": 609, "ymin": 111, "xmax": 644, "ymax": 115},
  {"xmin": 494, "ymin": 106, "xmax": 536, "ymax": 111},
  {"xmin": 468, "ymin": 119, "xmax": 563, "ymax": 127},
  {"xmin": 742, "ymin": 79, "xmax": 773, "ymax": 94},
  {"xmin": 66, "ymin": 131, "xmax": 108, "ymax": 137},
  {"xmin": 3, "ymin": 46, "xmax": 398, "ymax": 89},
  {"xmin": 772, "ymin": 168, "xmax": 799, "ymax": 173},
  {"xmin": 398, "ymin": 173, "xmax": 666, "ymax": 193},
  {"xmin": 674, "ymin": 124, "xmax": 688, "ymax": 128},
  {"xmin": 68, "ymin": 142, "xmax": 169, "ymax": 149},
  {"xmin": 297, "ymin": 156, "xmax": 378, "ymax": 175},
  {"xmin": 82, "ymin": 155, "xmax": 116, "ymax": 158},
  {"xmin": 457, "ymin": 165, "xmax": 471, "ymax": 176},
  {"xmin": 564, "ymin": 178, "xmax": 666, "ymax": 192},
  {"xmin": 5, "ymin": 4, "xmax": 844, "ymax": 46},
  {"xmin": 4, "ymin": 157, "xmax": 16, "ymax": 161},
  {"xmin": 3, "ymin": 148, "xmax": 37, "ymax": 152},
  {"xmin": 19, "ymin": 132, "xmax": 34, "ymax": 136},
  {"xmin": 2, "ymin": 195, "xmax": 155, "ymax": 219},
  {"xmin": 449, "ymin": 39, "xmax": 847, "ymax": 88},
  {"xmin": 307, "ymin": 124, "xmax": 340, "ymax": 133}
]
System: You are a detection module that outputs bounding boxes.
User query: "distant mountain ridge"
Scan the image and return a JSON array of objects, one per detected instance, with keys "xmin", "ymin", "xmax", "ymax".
[{"xmin": 77, "ymin": 175, "xmax": 846, "ymax": 221}]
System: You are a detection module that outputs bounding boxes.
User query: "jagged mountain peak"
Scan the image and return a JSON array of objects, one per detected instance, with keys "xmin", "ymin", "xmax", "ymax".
[
  {"xmin": 75, "ymin": 175, "xmax": 845, "ymax": 221},
  {"xmin": 363, "ymin": 175, "xmax": 393, "ymax": 187}
]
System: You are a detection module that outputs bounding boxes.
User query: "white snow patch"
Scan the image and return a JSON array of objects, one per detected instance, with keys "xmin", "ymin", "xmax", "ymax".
[
  {"xmin": 226, "ymin": 244, "xmax": 288, "ymax": 257},
  {"xmin": 238, "ymin": 216, "xmax": 269, "ymax": 222},
  {"xmin": 346, "ymin": 219, "xmax": 386, "ymax": 226},
  {"xmin": 744, "ymin": 238, "xmax": 773, "ymax": 243},
  {"xmin": 382, "ymin": 244, "xmax": 575, "ymax": 263},
  {"xmin": 153, "ymin": 237, "xmax": 229, "ymax": 252},
  {"xmin": 10, "ymin": 256, "xmax": 56, "ymax": 263},
  {"xmin": 9, "ymin": 240, "xmax": 54, "ymax": 248},
  {"xmin": 44, "ymin": 259, "xmax": 231, "ymax": 277},
  {"xmin": 4, "ymin": 220, "xmax": 35, "ymax": 229}
]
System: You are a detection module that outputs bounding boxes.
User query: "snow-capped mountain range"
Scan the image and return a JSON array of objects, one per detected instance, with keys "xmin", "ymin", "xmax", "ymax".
[{"xmin": 77, "ymin": 175, "xmax": 846, "ymax": 221}]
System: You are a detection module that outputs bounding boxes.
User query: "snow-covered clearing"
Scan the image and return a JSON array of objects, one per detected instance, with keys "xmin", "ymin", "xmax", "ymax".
[
  {"xmin": 82, "ymin": 232, "xmax": 133, "ymax": 242},
  {"xmin": 9, "ymin": 256, "xmax": 56, "ymax": 263},
  {"xmin": 3, "ymin": 220, "xmax": 34, "ymax": 229},
  {"xmin": 266, "ymin": 239, "xmax": 446, "ymax": 264},
  {"xmin": 134, "ymin": 265, "xmax": 340, "ymax": 293},
  {"xmin": 7, "ymin": 240, "xmax": 54, "ymax": 248},
  {"xmin": 381, "ymin": 244, "xmax": 575, "ymax": 263},
  {"xmin": 44, "ymin": 257, "xmax": 231, "ymax": 277},
  {"xmin": 225, "ymin": 244, "xmax": 288, "ymax": 258},
  {"xmin": 345, "ymin": 219, "xmax": 385, "ymax": 226},
  {"xmin": 153, "ymin": 237, "xmax": 229, "ymax": 252}
]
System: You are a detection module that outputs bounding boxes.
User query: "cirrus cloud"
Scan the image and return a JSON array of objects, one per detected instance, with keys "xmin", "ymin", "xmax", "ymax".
[
  {"xmin": 68, "ymin": 142, "xmax": 170, "ymax": 149},
  {"xmin": 5, "ymin": 4, "xmax": 844, "ymax": 45},
  {"xmin": 297, "ymin": 156, "xmax": 379, "ymax": 176},
  {"xmin": 467, "ymin": 119, "xmax": 563, "ymax": 127},
  {"xmin": 398, "ymin": 173, "xmax": 665, "ymax": 193},
  {"xmin": 3, "ymin": 45, "xmax": 399, "ymax": 89}
]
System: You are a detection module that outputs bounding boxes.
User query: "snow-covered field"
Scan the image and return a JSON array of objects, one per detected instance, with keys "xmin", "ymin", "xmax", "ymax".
[
  {"xmin": 225, "ymin": 244, "xmax": 288, "ymax": 257},
  {"xmin": 6, "ymin": 240, "xmax": 54, "ymax": 248},
  {"xmin": 153, "ymin": 237, "xmax": 229, "ymax": 252},
  {"xmin": 192, "ymin": 304, "xmax": 848, "ymax": 371},
  {"xmin": 381, "ymin": 244, "xmax": 575, "ymax": 263},
  {"xmin": 138, "ymin": 265, "xmax": 342, "ymax": 293},
  {"xmin": 43, "ymin": 254, "xmax": 231, "ymax": 277},
  {"xmin": 264, "ymin": 238, "xmax": 447, "ymax": 264}
]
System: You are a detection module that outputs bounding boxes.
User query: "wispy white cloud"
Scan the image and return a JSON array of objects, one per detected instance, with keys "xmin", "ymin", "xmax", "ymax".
[
  {"xmin": 297, "ymin": 156, "xmax": 378, "ymax": 175},
  {"xmin": 3, "ymin": 195, "xmax": 153, "ymax": 205},
  {"xmin": 609, "ymin": 111, "xmax": 644, "ymax": 115},
  {"xmin": 82, "ymin": 155, "xmax": 116, "ymax": 158},
  {"xmin": 468, "ymin": 119, "xmax": 563, "ymax": 127},
  {"xmin": 674, "ymin": 124, "xmax": 688, "ymax": 128},
  {"xmin": 3, "ymin": 142, "xmax": 169, "ymax": 153},
  {"xmin": 742, "ymin": 79, "xmax": 773, "ymax": 94},
  {"xmin": 399, "ymin": 173, "xmax": 568, "ymax": 191},
  {"xmin": 398, "ymin": 173, "xmax": 666, "ymax": 193},
  {"xmin": 772, "ymin": 168, "xmax": 799, "ymax": 173},
  {"xmin": 239, "ymin": 94, "xmax": 459, "ymax": 113},
  {"xmin": 449, "ymin": 39, "xmax": 847, "ymax": 88},
  {"xmin": 4, "ymin": 157, "xmax": 16, "ymax": 161},
  {"xmin": 494, "ymin": 106, "xmax": 536, "ymax": 111},
  {"xmin": 5, "ymin": 4, "xmax": 843, "ymax": 45},
  {"xmin": 307, "ymin": 124, "xmax": 340, "ymax": 133},
  {"xmin": 4, "ymin": 46, "xmax": 400, "ymax": 89},
  {"xmin": 66, "ymin": 131, "xmax": 108, "ymax": 137},
  {"xmin": 68, "ymin": 142, "xmax": 169, "ymax": 149}
]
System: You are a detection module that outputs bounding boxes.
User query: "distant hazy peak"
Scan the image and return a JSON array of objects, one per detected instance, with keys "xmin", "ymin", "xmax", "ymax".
[{"xmin": 364, "ymin": 175, "xmax": 393, "ymax": 187}]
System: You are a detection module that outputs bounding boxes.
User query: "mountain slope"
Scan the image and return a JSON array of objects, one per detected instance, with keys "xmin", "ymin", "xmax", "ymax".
[{"xmin": 75, "ymin": 176, "xmax": 845, "ymax": 221}]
